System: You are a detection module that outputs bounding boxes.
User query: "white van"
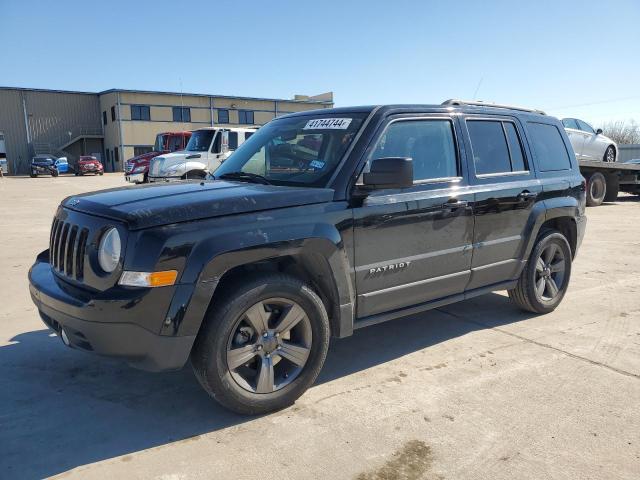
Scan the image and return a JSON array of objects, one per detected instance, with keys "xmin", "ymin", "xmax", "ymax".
[{"xmin": 148, "ymin": 127, "xmax": 256, "ymax": 182}]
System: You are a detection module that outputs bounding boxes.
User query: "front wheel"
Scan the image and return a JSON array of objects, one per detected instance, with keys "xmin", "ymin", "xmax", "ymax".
[
  {"xmin": 604, "ymin": 146, "xmax": 616, "ymax": 163},
  {"xmin": 191, "ymin": 273, "xmax": 330, "ymax": 415},
  {"xmin": 51, "ymin": 170, "xmax": 59, "ymax": 177},
  {"xmin": 509, "ymin": 230, "xmax": 572, "ymax": 314}
]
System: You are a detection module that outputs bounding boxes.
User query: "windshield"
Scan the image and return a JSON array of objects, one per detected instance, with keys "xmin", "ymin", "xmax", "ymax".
[
  {"xmin": 215, "ymin": 114, "xmax": 366, "ymax": 187},
  {"xmin": 33, "ymin": 156, "xmax": 54, "ymax": 164},
  {"xmin": 154, "ymin": 134, "xmax": 167, "ymax": 152},
  {"xmin": 186, "ymin": 130, "xmax": 215, "ymax": 152}
]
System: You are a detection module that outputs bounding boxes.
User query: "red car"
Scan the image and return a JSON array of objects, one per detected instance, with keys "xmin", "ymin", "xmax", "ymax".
[
  {"xmin": 75, "ymin": 156, "xmax": 104, "ymax": 176},
  {"xmin": 124, "ymin": 131, "xmax": 191, "ymax": 183}
]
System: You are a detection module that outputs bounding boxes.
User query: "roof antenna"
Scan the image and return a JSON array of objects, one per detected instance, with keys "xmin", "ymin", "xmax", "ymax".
[{"xmin": 473, "ymin": 77, "xmax": 483, "ymax": 100}]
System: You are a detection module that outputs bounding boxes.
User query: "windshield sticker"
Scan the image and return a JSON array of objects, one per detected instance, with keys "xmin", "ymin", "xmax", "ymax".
[
  {"xmin": 303, "ymin": 118, "xmax": 352, "ymax": 130},
  {"xmin": 309, "ymin": 160, "xmax": 325, "ymax": 169}
]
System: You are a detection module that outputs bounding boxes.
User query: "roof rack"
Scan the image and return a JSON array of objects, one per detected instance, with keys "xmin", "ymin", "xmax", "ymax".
[{"xmin": 441, "ymin": 99, "xmax": 546, "ymax": 115}]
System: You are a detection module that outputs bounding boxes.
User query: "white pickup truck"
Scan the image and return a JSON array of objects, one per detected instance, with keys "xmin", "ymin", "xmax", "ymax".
[{"xmin": 149, "ymin": 127, "xmax": 256, "ymax": 182}]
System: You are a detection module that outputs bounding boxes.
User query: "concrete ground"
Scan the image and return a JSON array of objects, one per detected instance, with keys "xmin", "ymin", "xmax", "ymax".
[{"xmin": 1, "ymin": 173, "xmax": 639, "ymax": 480}]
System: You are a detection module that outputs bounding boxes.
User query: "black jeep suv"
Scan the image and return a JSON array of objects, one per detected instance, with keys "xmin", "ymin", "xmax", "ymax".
[{"xmin": 29, "ymin": 101, "xmax": 586, "ymax": 414}]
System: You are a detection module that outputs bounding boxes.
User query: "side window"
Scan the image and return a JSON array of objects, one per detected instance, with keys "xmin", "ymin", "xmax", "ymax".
[
  {"xmin": 371, "ymin": 119, "xmax": 458, "ymax": 181},
  {"xmin": 211, "ymin": 132, "xmax": 222, "ymax": 153},
  {"xmin": 228, "ymin": 131, "xmax": 238, "ymax": 150},
  {"xmin": 168, "ymin": 136, "xmax": 182, "ymax": 152},
  {"xmin": 245, "ymin": 131, "xmax": 254, "ymax": 141},
  {"xmin": 527, "ymin": 122, "xmax": 572, "ymax": 171},
  {"xmin": 562, "ymin": 118, "xmax": 579, "ymax": 129},
  {"xmin": 577, "ymin": 119, "xmax": 594, "ymax": 134},
  {"xmin": 102, "ymin": 111, "xmax": 107, "ymax": 125},
  {"xmin": 467, "ymin": 120, "xmax": 512, "ymax": 175},
  {"xmin": 504, "ymin": 122, "xmax": 527, "ymax": 172},
  {"xmin": 218, "ymin": 109, "xmax": 229, "ymax": 124}
]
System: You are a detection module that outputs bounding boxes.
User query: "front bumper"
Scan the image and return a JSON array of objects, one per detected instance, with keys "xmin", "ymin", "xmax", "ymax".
[
  {"xmin": 28, "ymin": 252, "xmax": 195, "ymax": 371},
  {"xmin": 125, "ymin": 172, "xmax": 146, "ymax": 183}
]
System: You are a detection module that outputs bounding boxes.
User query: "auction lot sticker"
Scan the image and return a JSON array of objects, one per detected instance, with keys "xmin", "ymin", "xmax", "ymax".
[{"xmin": 304, "ymin": 118, "xmax": 352, "ymax": 130}]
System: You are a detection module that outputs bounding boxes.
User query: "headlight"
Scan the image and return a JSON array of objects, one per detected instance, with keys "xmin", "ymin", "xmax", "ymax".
[
  {"xmin": 133, "ymin": 166, "xmax": 146, "ymax": 173},
  {"xmin": 98, "ymin": 228, "xmax": 121, "ymax": 273}
]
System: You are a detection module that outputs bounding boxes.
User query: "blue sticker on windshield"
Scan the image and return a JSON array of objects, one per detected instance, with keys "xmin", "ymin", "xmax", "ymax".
[{"xmin": 310, "ymin": 160, "xmax": 325, "ymax": 169}]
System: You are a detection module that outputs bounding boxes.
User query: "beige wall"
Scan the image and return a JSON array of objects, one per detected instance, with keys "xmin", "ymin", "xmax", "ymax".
[{"xmin": 98, "ymin": 90, "xmax": 332, "ymax": 171}]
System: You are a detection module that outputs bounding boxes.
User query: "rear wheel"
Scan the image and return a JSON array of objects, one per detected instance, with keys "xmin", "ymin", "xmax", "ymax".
[
  {"xmin": 585, "ymin": 172, "xmax": 606, "ymax": 206},
  {"xmin": 604, "ymin": 146, "xmax": 616, "ymax": 163},
  {"xmin": 191, "ymin": 273, "xmax": 330, "ymax": 415},
  {"xmin": 509, "ymin": 230, "xmax": 572, "ymax": 314},
  {"xmin": 51, "ymin": 170, "xmax": 59, "ymax": 177}
]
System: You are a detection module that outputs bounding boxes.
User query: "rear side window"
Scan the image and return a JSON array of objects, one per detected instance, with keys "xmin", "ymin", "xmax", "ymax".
[
  {"xmin": 527, "ymin": 122, "xmax": 572, "ymax": 171},
  {"xmin": 372, "ymin": 119, "xmax": 458, "ymax": 181},
  {"xmin": 467, "ymin": 120, "xmax": 527, "ymax": 175},
  {"xmin": 577, "ymin": 119, "xmax": 594, "ymax": 134},
  {"xmin": 562, "ymin": 118, "xmax": 579, "ymax": 129}
]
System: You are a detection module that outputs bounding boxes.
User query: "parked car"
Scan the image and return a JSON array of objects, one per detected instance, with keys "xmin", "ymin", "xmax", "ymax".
[
  {"xmin": 0, "ymin": 158, "xmax": 7, "ymax": 175},
  {"xmin": 75, "ymin": 156, "xmax": 104, "ymax": 176},
  {"xmin": 29, "ymin": 101, "xmax": 586, "ymax": 414},
  {"xmin": 562, "ymin": 118, "xmax": 617, "ymax": 162},
  {"xmin": 30, "ymin": 154, "xmax": 59, "ymax": 177},
  {"xmin": 148, "ymin": 127, "xmax": 255, "ymax": 182},
  {"xmin": 125, "ymin": 131, "xmax": 191, "ymax": 184},
  {"xmin": 54, "ymin": 157, "xmax": 69, "ymax": 174}
]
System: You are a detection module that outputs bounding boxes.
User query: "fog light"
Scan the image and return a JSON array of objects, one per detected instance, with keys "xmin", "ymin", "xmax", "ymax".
[
  {"xmin": 119, "ymin": 270, "xmax": 178, "ymax": 287},
  {"xmin": 60, "ymin": 328, "xmax": 70, "ymax": 346}
]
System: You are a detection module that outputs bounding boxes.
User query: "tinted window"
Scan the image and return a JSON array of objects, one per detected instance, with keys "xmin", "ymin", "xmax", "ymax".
[
  {"xmin": 372, "ymin": 119, "xmax": 458, "ymax": 181},
  {"xmin": 245, "ymin": 132, "xmax": 254, "ymax": 140},
  {"xmin": 467, "ymin": 120, "xmax": 511, "ymax": 175},
  {"xmin": 228, "ymin": 131, "xmax": 238, "ymax": 150},
  {"xmin": 239, "ymin": 110, "xmax": 254, "ymax": 125},
  {"xmin": 577, "ymin": 119, "xmax": 594, "ymax": 134},
  {"xmin": 131, "ymin": 105, "xmax": 150, "ymax": 121},
  {"xmin": 168, "ymin": 135, "xmax": 183, "ymax": 152},
  {"xmin": 527, "ymin": 122, "xmax": 572, "ymax": 171},
  {"xmin": 504, "ymin": 122, "xmax": 527, "ymax": 172},
  {"xmin": 562, "ymin": 118, "xmax": 579, "ymax": 129},
  {"xmin": 218, "ymin": 109, "xmax": 229, "ymax": 124},
  {"xmin": 172, "ymin": 107, "xmax": 191, "ymax": 122}
]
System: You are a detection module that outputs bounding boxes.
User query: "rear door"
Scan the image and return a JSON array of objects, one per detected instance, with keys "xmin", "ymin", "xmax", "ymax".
[
  {"xmin": 576, "ymin": 119, "xmax": 601, "ymax": 161},
  {"xmin": 352, "ymin": 115, "xmax": 474, "ymax": 318},
  {"xmin": 462, "ymin": 116, "xmax": 542, "ymax": 291}
]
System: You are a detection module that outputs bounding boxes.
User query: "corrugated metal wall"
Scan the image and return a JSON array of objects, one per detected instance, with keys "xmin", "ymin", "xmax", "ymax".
[
  {"xmin": 619, "ymin": 144, "xmax": 640, "ymax": 162},
  {"xmin": 0, "ymin": 89, "xmax": 30, "ymax": 175},
  {"xmin": 0, "ymin": 88, "xmax": 102, "ymax": 174}
]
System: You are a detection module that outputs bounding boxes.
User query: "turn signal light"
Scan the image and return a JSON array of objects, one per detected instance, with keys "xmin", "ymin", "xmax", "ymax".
[{"xmin": 119, "ymin": 270, "xmax": 178, "ymax": 287}]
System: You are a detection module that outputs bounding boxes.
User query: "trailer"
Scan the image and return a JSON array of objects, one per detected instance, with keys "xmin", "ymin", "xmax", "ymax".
[{"xmin": 579, "ymin": 160, "xmax": 640, "ymax": 206}]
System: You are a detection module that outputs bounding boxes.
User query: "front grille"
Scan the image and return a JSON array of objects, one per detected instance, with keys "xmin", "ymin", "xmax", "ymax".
[
  {"xmin": 50, "ymin": 217, "xmax": 89, "ymax": 280},
  {"xmin": 125, "ymin": 161, "xmax": 134, "ymax": 173}
]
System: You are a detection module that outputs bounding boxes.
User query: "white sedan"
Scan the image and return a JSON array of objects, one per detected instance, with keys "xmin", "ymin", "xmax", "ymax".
[{"xmin": 562, "ymin": 118, "xmax": 617, "ymax": 162}]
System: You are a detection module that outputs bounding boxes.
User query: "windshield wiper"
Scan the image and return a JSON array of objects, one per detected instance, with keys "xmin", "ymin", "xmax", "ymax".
[{"xmin": 217, "ymin": 172, "xmax": 272, "ymax": 185}]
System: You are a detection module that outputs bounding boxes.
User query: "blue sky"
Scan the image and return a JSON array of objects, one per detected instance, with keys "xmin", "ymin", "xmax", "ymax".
[{"xmin": 3, "ymin": 0, "xmax": 639, "ymax": 126}]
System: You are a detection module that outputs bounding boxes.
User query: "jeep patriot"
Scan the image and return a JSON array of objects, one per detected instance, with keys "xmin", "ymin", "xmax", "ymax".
[{"xmin": 29, "ymin": 100, "xmax": 587, "ymax": 414}]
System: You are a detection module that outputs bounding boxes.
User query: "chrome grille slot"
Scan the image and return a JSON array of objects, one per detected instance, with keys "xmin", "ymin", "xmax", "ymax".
[{"xmin": 49, "ymin": 218, "xmax": 90, "ymax": 281}]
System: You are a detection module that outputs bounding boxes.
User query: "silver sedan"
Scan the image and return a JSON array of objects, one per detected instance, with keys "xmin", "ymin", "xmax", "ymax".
[{"xmin": 562, "ymin": 118, "xmax": 617, "ymax": 162}]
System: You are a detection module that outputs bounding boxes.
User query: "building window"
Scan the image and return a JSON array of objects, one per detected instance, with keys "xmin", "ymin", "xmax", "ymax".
[
  {"xmin": 102, "ymin": 111, "xmax": 107, "ymax": 125},
  {"xmin": 134, "ymin": 146, "xmax": 153, "ymax": 156},
  {"xmin": 172, "ymin": 106, "xmax": 191, "ymax": 122},
  {"xmin": 228, "ymin": 131, "xmax": 238, "ymax": 150},
  {"xmin": 238, "ymin": 110, "xmax": 254, "ymax": 125},
  {"xmin": 105, "ymin": 148, "xmax": 110, "ymax": 164},
  {"xmin": 111, "ymin": 106, "xmax": 116, "ymax": 121},
  {"xmin": 218, "ymin": 109, "xmax": 229, "ymax": 124},
  {"xmin": 114, "ymin": 147, "xmax": 120, "ymax": 163},
  {"xmin": 131, "ymin": 105, "xmax": 151, "ymax": 121}
]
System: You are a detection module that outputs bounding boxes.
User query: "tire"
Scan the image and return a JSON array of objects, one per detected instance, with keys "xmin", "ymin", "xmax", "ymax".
[
  {"xmin": 99, "ymin": 172, "xmax": 104, "ymax": 176},
  {"xmin": 509, "ymin": 230, "xmax": 572, "ymax": 314},
  {"xmin": 604, "ymin": 145, "xmax": 616, "ymax": 163},
  {"xmin": 51, "ymin": 170, "xmax": 59, "ymax": 177},
  {"xmin": 74, "ymin": 172, "xmax": 79, "ymax": 176},
  {"xmin": 585, "ymin": 172, "xmax": 606, "ymax": 207},
  {"xmin": 191, "ymin": 273, "xmax": 330, "ymax": 415},
  {"xmin": 603, "ymin": 174, "xmax": 619, "ymax": 202},
  {"xmin": 30, "ymin": 173, "xmax": 37, "ymax": 178}
]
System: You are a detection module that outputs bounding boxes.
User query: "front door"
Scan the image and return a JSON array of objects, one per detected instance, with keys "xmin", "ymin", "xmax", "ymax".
[
  {"xmin": 462, "ymin": 116, "xmax": 542, "ymax": 290},
  {"xmin": 562, "ymin": 119, "xmax": 585, "ymax": 160},
  {"xmin": 353, "ymin": 116, "xmax": 474, "ymax": 319}
]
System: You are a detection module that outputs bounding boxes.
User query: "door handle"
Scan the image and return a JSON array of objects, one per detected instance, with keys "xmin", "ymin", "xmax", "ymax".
[
  {"xmin": 443, "ymin": 200, "xmax": 469, "ymax": 209},
  {"xmin": 517, "ymin": 191, "xmax": 538, "ymax": 200}
]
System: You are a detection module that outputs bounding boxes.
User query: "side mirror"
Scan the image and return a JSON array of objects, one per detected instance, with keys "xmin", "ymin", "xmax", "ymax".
[
  {"xmin": 363, "ymin": 157, "xmax": 413, "ymax": 189},
  {"xmin": 596, "ymin": 128, "xmax": 603, "ymax": 135}
]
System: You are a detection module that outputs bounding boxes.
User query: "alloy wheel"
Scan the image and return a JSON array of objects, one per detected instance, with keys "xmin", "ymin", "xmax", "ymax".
[
  {"xmin": 534, "ymin": 243, "xmax": 566, "ymax": 301},
  {"xmin": 226, "ymin": 298, "xmax": 312, "ymax": 394}
]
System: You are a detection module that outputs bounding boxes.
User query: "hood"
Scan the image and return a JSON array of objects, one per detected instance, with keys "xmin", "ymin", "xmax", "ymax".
[
  {"xmin": 79, "ymin": 159, "xmax": 102, "ymax": 165},
  {"xmin": 127, "ymin": 151, "xmax": 162, "ymax": 164},
  {"xmin": 150, "ymin": 151, "xmax": 204, "ymax": 175},
  {"xmin": 61, "ymin": 181, "xmax": 335, "ymax": 230}
]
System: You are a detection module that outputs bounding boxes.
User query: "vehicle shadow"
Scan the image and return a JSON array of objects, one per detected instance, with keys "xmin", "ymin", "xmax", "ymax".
[{"xmin": 0, "ymin": 293, "xmax": 534, "ymax": 479}]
